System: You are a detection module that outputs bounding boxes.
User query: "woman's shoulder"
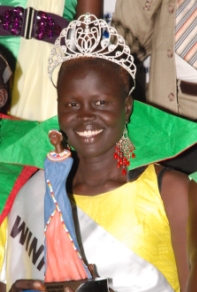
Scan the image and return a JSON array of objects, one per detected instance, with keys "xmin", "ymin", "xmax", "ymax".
[
  {"xmin": 154, "ymin": 164, "xmax": 190, "ymax": 208},
  {"xmin": 154, "ymin": 164, "xmax": 190, "ymax": 192}
]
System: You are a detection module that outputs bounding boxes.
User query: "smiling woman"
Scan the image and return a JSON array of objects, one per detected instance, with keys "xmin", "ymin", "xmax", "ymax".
[
  {"xmin": 1, "ymin": 13, "xmax": 195, "ymax": 292},
  {"xmin": 57, "ymin": 58, "xmax": 133, "ymax": 164}
]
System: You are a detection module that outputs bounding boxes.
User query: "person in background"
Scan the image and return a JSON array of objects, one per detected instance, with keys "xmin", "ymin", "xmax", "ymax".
[
  {"xmin": 0, "ymin": 51, "xmax": 12, "ymax": 114},
  {"xmin": 112, "ymin": 0, "xmax": 197, "ymax": 120},
  {"xmin": 0, "ymin": 0, "xmax": 103, "ymax": 121}
]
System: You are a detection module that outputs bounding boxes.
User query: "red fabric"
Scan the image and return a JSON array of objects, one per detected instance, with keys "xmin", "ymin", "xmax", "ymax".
[
  {"xmin": 0, "ymin": 166, "xmax": 38, "ymax": 224},
  {"xmin": 0, "ymin": 113, "xmax": 16, "ymax": 120},
  {"xmin": 0, "ymin": 113, "xmax": 19, "ymax": 120},
  {"xmin": 45, "ymin": 211, "xmax": 88, "ymax": 282}
]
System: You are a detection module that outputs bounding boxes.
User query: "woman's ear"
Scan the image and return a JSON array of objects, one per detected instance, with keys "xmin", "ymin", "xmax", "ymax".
[
  {"xmin": 0, "ymin": 88, "xmax": 8, "ymax": 109},
  {"xmin": 125, "ymin": 96, "xmax": 133, "ymax": 123}
]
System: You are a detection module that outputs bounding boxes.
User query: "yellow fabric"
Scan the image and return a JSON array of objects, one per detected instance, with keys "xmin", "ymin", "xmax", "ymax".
[
  {"xmin": 10, "ymin": 0, "xmax": 65, "ymax": 121},
  {"xmin": 74, "ymin": 165, "xmax": 179, "ymax": 291},
  {"xmin": 0, "ymin": 218, "xmax": 7, "ymax": 272}
]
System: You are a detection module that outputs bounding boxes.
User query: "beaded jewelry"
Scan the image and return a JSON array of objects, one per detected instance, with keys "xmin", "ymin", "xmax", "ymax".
[
  {"xmin": 0, "ymin": 6, "xmax": 66, "ymax": 42},
  {"xmin": 114, "ymin": 125, "xmax": 135, "ymax": 175}
]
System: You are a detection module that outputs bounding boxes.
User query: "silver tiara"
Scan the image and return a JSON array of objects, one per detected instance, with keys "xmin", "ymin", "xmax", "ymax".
[{"xmin": 48, "ymin": 13, "xmax": 136, "ymax": 94}]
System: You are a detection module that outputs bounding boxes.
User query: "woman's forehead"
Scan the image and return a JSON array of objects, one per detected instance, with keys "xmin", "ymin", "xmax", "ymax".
[
  {"xmin": 59, "ymin": 58, "xmax": 124, "ymax": 86},
  {"xmin": 61, "ymin": 57, "xmax": 118, "ymax": 75},
  {"xmin": 58, "ymin": 61, "xmax": 122, "ymax": 94},
  {"xmin": 57, "ymin": 57, "xmax": 131, "ymax": 99}
]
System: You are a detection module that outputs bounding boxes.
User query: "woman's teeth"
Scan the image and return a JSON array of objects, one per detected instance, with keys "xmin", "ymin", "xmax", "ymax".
[{"xmin": 76, "ymin": 129, "xmax": 103, "ymax": 137}]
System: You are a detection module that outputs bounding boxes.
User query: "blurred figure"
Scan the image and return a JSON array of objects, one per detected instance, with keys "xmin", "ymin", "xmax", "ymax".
[
  {"xmin": 0, "ymin": 51, "xmax": 12, "ymax": 114},
  {"xmin": 113, "ymin": 0, "xmax": 197, "ymax": 120},
  {"xmin": 0, "ymin": 0, "xmax": 103, "ymax": 121}
]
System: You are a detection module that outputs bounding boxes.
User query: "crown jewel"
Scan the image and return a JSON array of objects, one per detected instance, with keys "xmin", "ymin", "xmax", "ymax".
[{"xmin": 48, "ymin": 13, "xmax": 136, "ymax": 93}]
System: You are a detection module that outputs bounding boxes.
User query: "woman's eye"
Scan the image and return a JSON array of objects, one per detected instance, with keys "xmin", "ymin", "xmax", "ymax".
[
  {"xmin": 68, "ymin": 102, "xmax": 78, "ymax": 107},
  {"xmin": 95, "ymin": 100, "xmax": 108, "ymax": 106}
]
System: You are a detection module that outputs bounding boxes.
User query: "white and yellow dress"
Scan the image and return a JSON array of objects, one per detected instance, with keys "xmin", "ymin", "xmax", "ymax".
[{"xmin": 0, "ymin": 164, "xmax": 179, "ymax": 291}]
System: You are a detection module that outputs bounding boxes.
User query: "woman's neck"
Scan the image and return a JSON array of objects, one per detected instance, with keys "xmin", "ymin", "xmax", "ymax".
[{"xmin": 71, "ymin": 150, "xmax": 128, "ymax": 196}]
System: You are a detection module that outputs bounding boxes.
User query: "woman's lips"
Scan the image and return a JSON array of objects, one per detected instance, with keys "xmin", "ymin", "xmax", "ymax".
[{"xmin": 76, "ymin": 129, "xmax": 103, "ymax": 137}]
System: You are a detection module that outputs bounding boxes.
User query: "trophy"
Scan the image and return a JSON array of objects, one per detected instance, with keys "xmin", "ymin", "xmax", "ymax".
[{"xmin": 44, "ymin": 130, "xmax": 109, "ymax": 292}]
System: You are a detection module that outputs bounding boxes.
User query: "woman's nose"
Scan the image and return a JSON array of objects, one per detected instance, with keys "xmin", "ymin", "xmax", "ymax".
[{"xmin": 77, "ymin": 106, "xmax": 96, "ymax": 121}]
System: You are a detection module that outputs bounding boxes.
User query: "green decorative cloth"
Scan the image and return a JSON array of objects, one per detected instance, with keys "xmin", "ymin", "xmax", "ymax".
[
  {"xmin": 0, "ymin": 163, "xmax": 23, "ymax": 213},
  {"xmin": 0, "ymin": 116, "xmax": 57, "ymax": 168},
  {"xmin": 1, "ymin": 101, "xmax": 197, "ymax": 170},
  {"xmin": 128, "ymin": 101, "xmax": 197, "ymax": 170}
]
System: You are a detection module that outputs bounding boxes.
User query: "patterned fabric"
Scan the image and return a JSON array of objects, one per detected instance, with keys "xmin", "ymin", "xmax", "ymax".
[
  {"xmin": 175, "ymin": 0, "xmax": 197, "ymax": 69},
  {"xmin": 44, "ymin": 155, "xmax": 91, "ymax": 282}
]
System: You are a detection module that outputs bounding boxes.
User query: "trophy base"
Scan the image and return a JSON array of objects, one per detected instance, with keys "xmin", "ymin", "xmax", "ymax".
[{"xmin": 45, "ymin": 278, "xmax": 109, "ymax": 292}]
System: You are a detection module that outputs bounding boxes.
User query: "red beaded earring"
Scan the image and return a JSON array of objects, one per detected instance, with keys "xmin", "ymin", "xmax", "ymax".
[{"xmin": 114, "ymin": 125, "xmax": 135, "ymax": 175}]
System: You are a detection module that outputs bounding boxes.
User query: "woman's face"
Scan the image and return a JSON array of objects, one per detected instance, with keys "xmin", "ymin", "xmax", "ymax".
[{"xmin": 57, "ymin": 60, "xmax": 132, "ymax": 159}]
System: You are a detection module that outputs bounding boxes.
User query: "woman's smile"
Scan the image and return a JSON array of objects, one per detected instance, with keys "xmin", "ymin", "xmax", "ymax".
[
  {"xmin": 76, "ymin": 129, "xmax": 103, "ymax": 137},
  {"xmin": 74, "ymin": 128, "xmax": 104, "ymax": 145}
]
